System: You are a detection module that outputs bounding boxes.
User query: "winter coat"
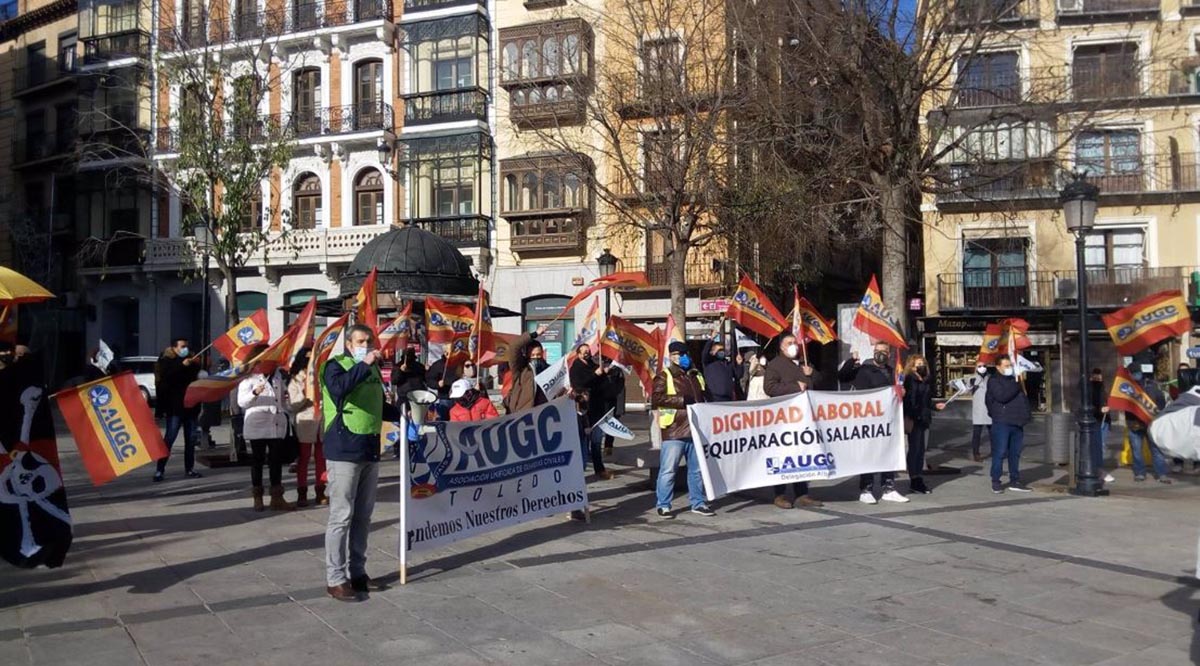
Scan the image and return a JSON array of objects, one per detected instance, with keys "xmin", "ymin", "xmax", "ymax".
[
  {"xmin": 701, "ymin": 338, "xmax": 744, "ymax": 401},
  {"xmin": 971, "ymin": 374, "xmax": 991, "ymax": 426},
  {"xmin": 503, "ymin": 366, "xmax": 544, "ymax": 414},
  {"xmin": 155, "ymin": 352, "xmax": 200, "ymax": 418},
  {"xmin": 570, "ymin": 357, "xmax": 609, "ymax": 425},
  {"xmin": 392, "ymin": 360, "xmax": 428, "ymax": 401},
  {"xmin": 985, "ymin": 374, "xmax": 1031, "ymax": 426},
  {"xmin": 237, "ymin": 371, "xmax": 289, "ymax": 441},
  {"xmin": 426, "ymin": 358, "xmax": 453, "ymax": 400},
  {"xmin": 449, "ymin": 394, "xmax": 500, "ymax": 422},
  {"xmin": 287, "ymin": 370, "xmax": 319, "ymax": 443},
  {"xmin": 903, "ymin": 373, "xmax": 935, "ymax": 427},
  {"xmin": 764, "ymin": 356, "xmax": 819, "ymax": 398},
  {"xmin": 651, "ymin": 363, "xmax": 706, "ymax": 441},
  {"xmin": 837, "ymin": 359, "xmax": 893, "ymax": 390}
]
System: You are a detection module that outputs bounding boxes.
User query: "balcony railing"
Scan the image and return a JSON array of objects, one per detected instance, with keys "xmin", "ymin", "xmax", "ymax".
[
  {"xmin": 160, "ymin": 0, "xmax": 392, "ymax": 51},
  {"xmin": 403, "ymin": 88, "xmax": 487, "ymax": 126},
  {"xmin": 952, "ymin": 0, "xmax": 1037, "ymax": 24},
  {"xmin": 937, "ymin": 154, "xmax": 1200, "ymax": 204},
  {"xmin": 138, "ymin": 226, "xmax": 391, "ymax": 273},
  {"xmin": 950, "ymin": 61, "xmax": 1200, "ymax": 110},
  {"xmin": 403, "ymin": 0, "xmax": 483, "ymax": 12},
  {"xmin": 1057, "ymin": 0, "xmax": 1159, "ymax": 17},
  {"xmin": 12, "ymin": 134, "xmax": 76, "ymax": 166},
  {"xmin": 13, "ymin": 54, "xmax": 78, "ymax": 94},
  {"xmin": 284, "ymin": 102, "xmax": 394, "ymax": 138},
  {"xmin": 507, "ymin": 214, "xmax": 586, "ymax": 252},
  {"xmin": 618, "ymin": 256, "xmax": 726, "ymax": 288},
  {"xmin": 78, "ymin": 236, "xmax": 146, "ymax": 272},
  {"xmin": 510, "ymin": 97, "xmax": 587, "ymax": 129},
  {"xmin": 406, "ymin": 215, "xmax": 489, "ymax": 248},
  {"xmin": 82, "ymin": 30, "xmax": 151, "ymax": 64},
  {"xmin": 936, "ymin": 266, "xmax": 1196, "ymax": 312}
]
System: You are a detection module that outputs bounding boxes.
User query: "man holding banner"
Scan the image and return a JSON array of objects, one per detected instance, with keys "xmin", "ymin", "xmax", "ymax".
[
  {"xmin": 764, "ymin": 332, "xmax": 823, "ymax": 510},
  {"xmin": 650, "ymin": 341, "xmax": 715, "ymax": 518},
  {"xmin": 838, "ymin": 341, "xmax": 908, "ymax": 504}
]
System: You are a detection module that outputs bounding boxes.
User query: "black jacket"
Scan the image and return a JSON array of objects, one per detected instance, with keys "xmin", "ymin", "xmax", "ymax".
[
  {"xmin": 838, "ymin": 359, "xmax": 893, "ymax": 390},
  {"xmin": 763, "ymin": 356, "xmax": 819, "ymax": 397},
  {"xmin": 569, "ymin": 357, "xmax": 608, "ymax": 426},
  {"xmin": 393, "ymin": 360, "xmax": 427, "ymax": 399},
  {"xmin": 701, "ymin": 338, "xmax": 744, "ymax": 401},
  {"xmin": 985, "ymin": 374, "xmax": 1031, "ymax": 426},
  {"xmin": 425, "ymin": 358, "xmax": 452, "ymax": 399},
  {"xmin": 902, "ymin": 374, "xmax": 935, "ymax": 427},
  {"xmin": 155, "ymin": 354, "xmax": 200, "ymax": 418}
]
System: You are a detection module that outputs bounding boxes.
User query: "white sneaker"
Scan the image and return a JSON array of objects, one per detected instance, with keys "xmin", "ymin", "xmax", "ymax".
[
  {"xmin": 858, "ymin": 491, "xmax": 878, "ymax": 505},
  {"xmin": 1103, "ymin": 473, "xmax": 1116, "ymax": 483},
  {"xmin": 881, "ymin": 489, "xmax": 910, "ymax": 503}
]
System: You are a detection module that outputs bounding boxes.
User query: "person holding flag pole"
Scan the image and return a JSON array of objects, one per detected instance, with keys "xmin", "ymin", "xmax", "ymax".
[{"xmin": 764, "ymin": 331, "xmax": 823, "ymax": 509}]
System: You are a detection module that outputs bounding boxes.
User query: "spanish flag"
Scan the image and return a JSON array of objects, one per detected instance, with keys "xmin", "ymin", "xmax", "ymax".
[
  {"xmin": 1102, "ymin": 290, "xmax": 1191, "ymax": 356},
  {"xmin": 575, "ymin": 297, "xmax": 604, "ymax": 356},
  {"xmin": 244, "ymin": 298, "xmax": 316, "ymax": 378},
  {"xmin": 469, "ymin": 286, "xmax": 495, "ymax": 365},
  {"xmin": 601, "ymin": 316, "xmax": 660, "ymax": 395},
  {"xmin": 0, "ymin": 304, "xmax": 16, "ymax": 344},
  {"xmin": 726, "ymin": 274, "xmax": 787, "ymax": 339},
  {"xmin": 1107, "ymin": 367, "xmax": 1159, "ymax": 425},
  {"xmin": 484, "ymin": 332, "xmax": 519, "ymax": 368},
  {"xmin": 376, "ymin": 302, "xmax": 413, "ymax": 359},
  {"xmin": 560, "ymin": 271, "xmax": 650, "ymax": 316},
  {"xmin": 183, "ymin": 362, "xmax": 255, "ymax": 409},
  {"xmin": 354, "ymin": 267, "xmax": 378, "ymax": 329},
  {"xmin": 53, "ymin": 372, "xmax": 169, "ymax": 486},
  {"xmin": 658, "ymin": 313, "xmax": 684, "ymax": 371},
  {"xmin": 425, "ymin": 297, "xmax": 474, "ymax": 345},
  {"xmin": 978, "ymin": 323, "xmax": 1002, "ymax": 364},
  {"xmin": 311, "ymin": 313, "xmax": 349, "ymax": 418},
  {"xmin": 791, "ymin": 289, "xmax": 837, "ymax": 345},
  {"xmin": 853, "ymin": 275, "xmax": 908, "ymax": 349},
  {"xmin": 212, "ymin": 308, "xmax": 269, "ymax": 364}
]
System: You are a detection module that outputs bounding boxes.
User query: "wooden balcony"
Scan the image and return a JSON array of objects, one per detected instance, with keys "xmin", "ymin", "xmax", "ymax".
[{"xmin": 936, "ymin": 266, "xmax": 1197, "ymax": 313}]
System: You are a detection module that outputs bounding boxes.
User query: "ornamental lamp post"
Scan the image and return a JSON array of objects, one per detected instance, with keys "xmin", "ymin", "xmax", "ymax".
[
  {"xmin": 1060, "ymin": 172, "xmax": 1106, "ymax": 497},
  {"xmin": 597, "ymin": 248, "xmax": 618, "ymax": 323}
]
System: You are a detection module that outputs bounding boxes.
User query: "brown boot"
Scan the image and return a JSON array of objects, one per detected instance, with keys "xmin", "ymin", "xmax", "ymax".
[
  {"xmin": 296, "ymin": 487, "xmax": 309, "ymax": 508},
  {"xmin": 269, "ymin": 485, "xmax": 295, "ymax": 511},
  {"xmin": 252, "ymin": 486, "xmax": 265, "ymax": 512},
  {"xmin": 795, "ymin": 495, "xmax": 824, "ymax": 508},
  {"xmin": 315, "ymin": 484, "xmax": 327, "ymax": 505},
  {"xmin": 773, "ymin": 495, "xmax": 794, "ymax": 509}
]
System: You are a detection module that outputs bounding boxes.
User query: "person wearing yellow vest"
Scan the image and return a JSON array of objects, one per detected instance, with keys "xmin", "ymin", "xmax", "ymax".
[
  {"xmin": 321, "ymin": 324, "xmax": 400, "ymax": 602},
  {"xmin": 651, "ymin": 340, "xmax": 715, "ymax": 518}
]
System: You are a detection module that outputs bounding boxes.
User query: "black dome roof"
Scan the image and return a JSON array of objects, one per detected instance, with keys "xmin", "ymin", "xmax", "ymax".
[{"xmin": 339, "ymin": 224, "xmax": 479, "ymax": 298}]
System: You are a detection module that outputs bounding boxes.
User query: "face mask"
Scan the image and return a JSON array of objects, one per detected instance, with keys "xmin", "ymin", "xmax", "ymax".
[
  {"xmin": 873, "ymin": 352, "xmax": 889, "ymax": 365},
  {"xmin": 532, "ymin": 359, "xmax": 548, "ymax": 373},
  {"xmin": 714, "ymin": 351, "xmax": 727, "ymax": 361},
  {"xmin": 677, "ymin": 354, "xmax": 692, "ymax": 370},
  {"xmin": 916, "ymin": 366, "xmax": 928, "ymax": 377},
  {"xmin": 1000, "ymin": 367, "xmax": 1014, "ymax": 377},
  {"xmin": 977, "ymin": 366, "xmax": 987, "ymax": 375},
  {"xmin": 1131, "ymin": 372, "xmax": 1143, "ymax": 382},
  {"xmin": 352, "ymin": 347, "xmax": 368, "ymax": 363},
  {"xmin": 178, "ymin": 347, "xmax": 190, "ymax": 358},
  {"xmin": 784, "ymin": 344, "xmax": 798, "ymax": 359}
]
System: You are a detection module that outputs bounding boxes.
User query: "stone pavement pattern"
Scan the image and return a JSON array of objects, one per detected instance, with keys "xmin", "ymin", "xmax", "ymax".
[{"xmin": 1, "ymin": 416, "xmax": 1198, "ymax": 666}]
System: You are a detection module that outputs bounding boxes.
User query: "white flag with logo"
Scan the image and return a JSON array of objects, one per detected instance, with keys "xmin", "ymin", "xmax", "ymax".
[
  {"xmin": 536, "ymin": 357, "xmax": 570, "ymax": 400},
  {"xmin": 595, "ymin": 408, "xmax": 634, "ymax": 440},
  {"xmin": 93, "ymin": 340, "xmax": 114, "ymax": 373}
]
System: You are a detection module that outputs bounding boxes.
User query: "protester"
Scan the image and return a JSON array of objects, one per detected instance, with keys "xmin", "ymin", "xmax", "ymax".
[
  {"xmin": 392, "ymin": 348, "xmax": 427, "ymax": 401},
  {"xmin": 1171, "ymin": 362, "xmax": 1197, "ymax": 473},
  {"xmin": 1088, "ymin": 368, "xmax": 1114, "ymax": 485},
  {"xmin": 238, "ymin": 343, "xmax": 293, "ymax": 511},
  {"xmin": 970, "ymin": 362, "xmax": 991, "ymax": 462},
  {"xmin": 838, "ymin": 341, "xmax": 908, "ymax": 504},
  {"xmin": 601, "ymin": 358, "xmax": 626, "ymax": 457},
  {"xmin": 448, "ymin": 378, "xmax": 498, "ymax": 422},
  {"xmin": 425, "ymin": 348, "xmax": 456, "ymax": 420},
  {"xmin": 985, "ymin": 356, "xmax": 1031, "ymax": 493},
  {"xmin": 322, "ymin": 324, "xmax": 399, "ymax": 602},
  {"xmin": 746, "ymin": 352, "xmax": 768, "ymax": 401},
  {"xmin": 288, "ymin": 351, "xmax": 326, "ymax": 507},
  {"xmin": 502, "ymin": 330, "xmax": 546, "ymax": 414},
  {"xmin": 153, "ymin": 338, "xmax": 203, "ymax": 482},
  {"xmin": 702, "ymin": 331, "xmax": 744, "ymax": 402},
  {"xmin": 764, "ymin": 333, "xmax": 823, "ymax": 509},
  {"xmin": 902, "ymin": 354, "xmax": 944, "ymax": 495},
  {"xmin": 1124, "ymin": 364, "xmax": 1172, "ymax": 484},
  {"xmin": 650, "ymin": 340, "xmax": 715, "ymax": 518},
  {"xmin": 568, "ymin": 343, "xmax": 611, "ymax": 480}
]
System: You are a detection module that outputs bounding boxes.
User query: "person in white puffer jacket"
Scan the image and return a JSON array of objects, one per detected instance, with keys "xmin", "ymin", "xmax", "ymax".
[
  {"xmin": 237, "ymin": 343, "xmax": 293, "ymax": 512},
  {"xmin": 970, "ymin": 363, "xmax": 992, "ymax": 462}
]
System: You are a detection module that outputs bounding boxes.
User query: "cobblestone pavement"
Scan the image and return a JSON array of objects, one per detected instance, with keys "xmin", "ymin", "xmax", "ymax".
[{"xmin": 1, "ymin": 415, "xmax": 1197, "ymax": 665}]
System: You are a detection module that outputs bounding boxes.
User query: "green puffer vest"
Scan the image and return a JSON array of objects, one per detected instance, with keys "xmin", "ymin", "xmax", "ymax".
[{"xmin": 321, "ymin": 355, "xmax": 384, "ymax": 435}]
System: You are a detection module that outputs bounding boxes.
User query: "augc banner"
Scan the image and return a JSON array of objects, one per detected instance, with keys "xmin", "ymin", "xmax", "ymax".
[
  {"xmin": 687, "ymin": 388, "xmax": 905, "ymax": 500},
  {"xmin": 404, "ymin": 398, "xmax": 587, "ymax": 552}
]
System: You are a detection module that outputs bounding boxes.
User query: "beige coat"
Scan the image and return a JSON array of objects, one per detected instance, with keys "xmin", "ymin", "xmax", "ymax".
[{"xmin": 287, "ymin": 369, "xmax": 320, "ymax": 443}]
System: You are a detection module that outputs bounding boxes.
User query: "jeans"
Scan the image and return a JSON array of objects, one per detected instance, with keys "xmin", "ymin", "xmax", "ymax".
[
  {"xmin": 297, "ymin": 440, "xmax": 327, "ymax": 489},
  {"xmin": 1128, "ymin": 429, "xmax": 1169, "ymax": 478},
  {"xmin": 325, "ymin": 460, "xmax": 379, "ymax": 586},
  {"xmin": 656, "ymin": 438, "xmax": 706, "ymax": 510},
  {"xmin": 157, "ymin": 414, "xmax": 198, "ymax": 474},
  {"xmin": 585, "ymin": 426, "xmax": 607, "ymax": 475},
  {"xmin": 859, "ymin": 472, "xmax": 895, "ymax": 491},
  {"xmin": 1089, "ymin": 421, "xmax": 1111, "ymax": 471},
  {"xmin": 971, "ymin": 424, "xmax": 989, "ymax": 456},
  {"xmin": 906, "ymin": 425, "xmax": 928, "ymax": 478},
  {"xmin": 249, "ymin": 439, "xmax": 285, "ymax": 489},
  {"xmin": 989, "ymin": 422, "xmax": 1025, "ymax": 483}
]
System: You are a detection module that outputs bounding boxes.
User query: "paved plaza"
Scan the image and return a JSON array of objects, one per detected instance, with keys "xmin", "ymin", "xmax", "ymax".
[{"xmin": 1, "ymin": 415, "xmax": 1198, "ymax": 666}]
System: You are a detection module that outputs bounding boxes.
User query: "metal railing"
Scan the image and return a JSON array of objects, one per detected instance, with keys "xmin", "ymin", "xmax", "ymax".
[
  {"xmin": 13, "ymin": 134, "xmax": 76, "ymax": 165},
  {"xmin": 78, "ymin": 236, "xmax": 145, "ymax": 270},
  {"xmin": 403, "ymin": 0, "xmax": 483, "ymax": 11},
  {"xmin": 82, "ymin": 30, "xmax": 151, "ymax": 63},
  {"xmin": 938, "ymin": 153, "xmax": 1200, "ymax": 203},
  {"xmin": 1058, "ymin": 0, "xmax": 1159, "ymax": 15},
  {"xmin": 950, "ymin": 61, "xmax": 1200, "ymax": 109},
  {"xmin": 282, "ymin": 101, "xmax": 394, "ymax": 138},
  {"xmin": 406, "ymin": 215, "xmax": 490, "ymax": 248},
  {"xmin": 936, "ymin": 266, "xmax": 1195, "ymax": 311},
  {"xmin": 13, "ymin": 54, "xmax": 77, "ymax": 93},
  {"xmin": 952, "ymin": 0, "xmax": 1036, "ymax": 23},
  {"xmin": 403, "ymin": 89, "xmax": 487, "ymax": 126},
  {"xmin": 160, "ymin": 0, "xmax": 392, "ymax": 51},
  {"xmin": 617, "ymin": 256, "xmax": 725, "ymax": 288}
]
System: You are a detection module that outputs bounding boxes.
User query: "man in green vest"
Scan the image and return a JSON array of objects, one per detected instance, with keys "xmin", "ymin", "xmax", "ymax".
[
  {"xmin": 322, "ymin": 324, "xmax": 399, "ymax": 602},
  {"xmin": 650, "ymin": 340, "xmax": 716, "ymax": 519}
]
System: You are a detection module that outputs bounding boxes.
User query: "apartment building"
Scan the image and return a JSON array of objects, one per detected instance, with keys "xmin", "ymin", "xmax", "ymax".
[{"xmin": 921, "ymin": 0, "xmax": 1200, "ymax": 408}]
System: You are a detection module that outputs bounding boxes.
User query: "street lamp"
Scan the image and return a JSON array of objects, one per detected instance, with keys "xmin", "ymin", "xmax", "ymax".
[
  {"xmin": 1060, "ymin": 172, "xmax": 1105, "ymax": 497},
  {"xmin": 597, "ymin": 248, "xmax": 618, "ymax": 323},
  {"xmin": 193, "ymin": 221, "xmax": 212, "ymax": 359}
]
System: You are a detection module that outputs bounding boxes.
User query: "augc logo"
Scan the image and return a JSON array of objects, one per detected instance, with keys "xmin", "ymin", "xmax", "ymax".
[
  {"xmin": 237, "ymin": 326, "xmax": 257, "ymax": 344},
  {"xmin": 88, "ymin": 386, "xmax": 113, "ymax": 407}
]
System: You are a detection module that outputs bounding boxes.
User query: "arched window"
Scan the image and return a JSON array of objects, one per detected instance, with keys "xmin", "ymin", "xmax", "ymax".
[
  {"xmin": 543, "ymin": 36, "xmax": 559, "ymax": 77},
  {"xmin": 542, "ymin": 172, "xmax": 561, "ymax": 209},
  {"xmin": 511, "ymin": 89, "xmax": 526, "ymax": 106},
  {"xmin": 354, "ymin": 168, "xmax": 384, "ymax": 226},
  {"xmin": 504, "ymin": 174, "xmax": 518, "ymax": 212},
  {"xmin": 285, "ymin": 289, "xmax": 327, "ymax": 328},
  {"xmin": 293, "ymin": 173, "xmax": 321, "ymax": 229},
  {"xmin": 544, "ymin": 86, "xmax": 559, "ymax": 102},
  {"xmin": 564, "ymin": 172, "xmax": 581, "ymax": 208},
  {"xmin": 521, "ymin": 172, "xmax": 538, "ymax": 210},
  {"xmin": 521, "ymin": 41, "xmax": 540, "ymax": 79},
  {"xmin": 354, "ymin": 59, "xmax": 384, "ymax": 128},
  {"xmin": 502, "ymin": 43, "xmax": 519, "ymax": 81}
]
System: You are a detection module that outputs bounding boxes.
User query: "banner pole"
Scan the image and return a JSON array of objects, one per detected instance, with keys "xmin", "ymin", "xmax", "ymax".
[{"xmin": 399, "ymin": 412, "xmax": 409, "ymax": 586}]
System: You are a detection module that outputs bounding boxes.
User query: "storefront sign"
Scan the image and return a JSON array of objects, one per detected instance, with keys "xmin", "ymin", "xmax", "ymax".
[{"xmin": 700, "ymin": 298, "xmax": 731, "ymax": 313}]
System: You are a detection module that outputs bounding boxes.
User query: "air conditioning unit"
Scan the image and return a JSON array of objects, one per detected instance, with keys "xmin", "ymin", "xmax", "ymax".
[
  {"xmin": 1057, "ymin": 0, "xmax": 1083, "ymax": 13},
  {"xmin": 1055, "ymin": 277, "xmax": 1078, "ymax": 302}
]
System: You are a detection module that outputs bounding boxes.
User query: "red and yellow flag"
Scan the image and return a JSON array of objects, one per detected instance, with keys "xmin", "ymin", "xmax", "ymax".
[
  {"xmin": 242, "ymin": 297, "xmax": 317, "ymax": 379},
  {"xmin": 659, "ymin": 313, "xmax": 685, "ymax": 371},
  {"xmin": 561, "ymin": 271, "xmax": 650, "ymax": 316},
  {"xmin": 853, "ymin": 275, "xmax": 908, "ymax": 349},
  {"xmin": 469, "ymin": 286, "xmax": 495, "ymax": 365},
  {"xmin": 425, "ymin": 297, "xmax": 475, "ymax": 345},
  {"xmin": 978, "ymin": 323, "xmax": 1003, "ymax": 364},
  {"xmin": 791, "ymin": 289, "xmax": 837, "ymax": 345},
  {"xmin": 212, "ymin": 308, "xmax": 269, "ymax": 364},
  {"xmin": 310, "ymin": 313, "xmax": 350, "ymax": 417},
  {"xmin": 484, "ymin": 332, "xmax": 519, "ymax": 368},
  {"xmin": 1102, "ymin": 290, "xmax": 1191, "ymax": 356},
  {"xmin": 726, "ymin": 274, "xmax": 787, "ymax": 339},
  {"xmin": 354, "ymin": 267, "xmax": 378, "ymax": 329},
  {"xmin": 183, "ymin": 362, "xmax": 256, "ymax": 409},
  {"xmin": 53, "ymin": 372, "xmax": 169, "ymax": 486},
  {"xmin": 0, "ymin": 304, "xmax": 17, "ymax": 344},
  {"xmin": 575, "ymin": 297, "xmax": 604, "ymax": 356},
  {"xmin": 601, "ymin": 316, "xmax": 660, "ymax": 395},
  {"xmin": 1107, "ymin": 367, "xmax": 1159, "ymax": 425},
  {"xmin": 376, "ymin": 302, "xmax": 414, "ymax": 359}
]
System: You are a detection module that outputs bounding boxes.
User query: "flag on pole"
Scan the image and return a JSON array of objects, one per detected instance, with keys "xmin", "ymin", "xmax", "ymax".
[
  {"xmin": 595, "ymin": 408, "xmax": 635, "ymax": 440},
  {"xmin": 852, "ymin": 275, "xmax": 908, "ymax": 349},
  {"xmin": 659, "ymin": 313, "xmax": 685, "ymax": 371},
  {"xmin": 425, "ymin": 297, "xmax": 475, "ymax": 345},
  {"xmin": 1108, "ymin": 367, "xmax": 1159, "ymax": 425},
  {"xmin": 376, "ymin": 302, "xmax": 414, "ymax": 359},
  {"xmin": 53, "ymin": 372, "xmax": 170, "ymax": 486},
  {"xmin": 726, "ymin": 274, "xmax": 788, "ymax": 339},
  {"xmin": 1101, "ymin": 290, "xmax": 1191, "ymax": 355},
  {"xmin": 560, "ymin": 271, "xmax": 650, "ymax": 316},
  {"xmin": 978, "ymin": 323, "xmax": 1002, "ymax": 364},
  {"xmin": 484, "ymin": 332, "xmax": 519, "ymax": 368},
  {"xmin": 575, "ymin": 297, "xmax": 604, "ymax": 356},
  {"xmin": 0, "ymin": 304, "xmax": 16, "ymax": 344},
  {"xmin": 354, "ymin": 267, "xmax": 379, "ymax": 329},
  {"xmin": 310, "ymin": 313, "xmax": 350, "ymax": 419},
  {"xmin": 183, "ymin": 362, "xmax": 256, "ymax": 408},
  {"xmin": 212, "ymin": 308, "xmax": 270, "ymax": 363},
  {"xmin": 283, "ymin": 297, "xmax": 317, "ymax": 370},
  {"xmin": 600, "ymin": 316, "xmax": 660, "ymax": 395},
  {"xmin": 92, "ymin": 340, "xmax": 115, "ymax": 373},
  {"xmin": 791, "ymin": 289, "xmax": 837, "ymax": 345},
  {"xmin": 469, "ymin": 286, "xmax": 495, "ymax": 365}
]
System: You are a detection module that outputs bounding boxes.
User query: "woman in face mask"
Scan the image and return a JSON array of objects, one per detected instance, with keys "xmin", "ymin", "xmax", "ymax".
[
  {"xmin": 970, "ymin": 363, "xmax": 992, "ymax": 462},
  {"xmin": 902, "ymin": 354, "xmax": 945, "ymax": 494},
  {"xmin": 448, "ymin": 378, "xmax": 498, "ymax": 422}
]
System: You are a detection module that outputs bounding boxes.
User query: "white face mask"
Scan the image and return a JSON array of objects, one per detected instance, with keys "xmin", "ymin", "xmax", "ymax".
[
  {"xmin": 976, "ymin": 366, "xmax": 987, "ymax": 375},
  {"xmin": 351, "ymin": 347, "xmax": 369, "ymax": 363},
  {"xmin": 1000, "ymin": 367, "xmax": 1014, "ymax": 377},
  {"xmin": 784, "ymin": 344, "xmax": 798, "ymax": 359}
]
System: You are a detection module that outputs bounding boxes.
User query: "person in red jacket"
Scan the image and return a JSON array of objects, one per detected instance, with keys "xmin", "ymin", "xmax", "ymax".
[{"xmin": 448, "ymin": 379, "xmax": 499, "ymax": 422}]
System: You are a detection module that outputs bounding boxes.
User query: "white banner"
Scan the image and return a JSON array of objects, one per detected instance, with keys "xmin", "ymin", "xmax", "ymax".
[
  {"xmin": 404, "ymin": 398, "xmax": 588, "ymax": 552},
  {"xmin": 93, "ymin": 340, "xmax": 114, "ymax": 373},
  {"xmin": 536, "ymin": 357, "xmax": 570, "ymax": 401},
  {"xmin": 687, "ymin": 388, "xmax": 906, "ymax": 500},
  {"xmin": 596, "ymin": 408, "xmax": 634, "ymax": 440}
]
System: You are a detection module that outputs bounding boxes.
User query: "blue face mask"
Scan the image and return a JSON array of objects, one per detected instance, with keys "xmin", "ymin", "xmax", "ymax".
[
  {"xmin": 352, "ymin": 347, "xmax": 369, "ymax": 363},
  {"xmin": 178, "ymin": 347, "xmax": 189, "ymax": 358},
  {"xmin": 677, "ymin": 354, "xmax": 692, "ymax": 370},
  {"xmin": 1131, "ymin": 372, "xmax": 1143, "ymax": 382}
]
